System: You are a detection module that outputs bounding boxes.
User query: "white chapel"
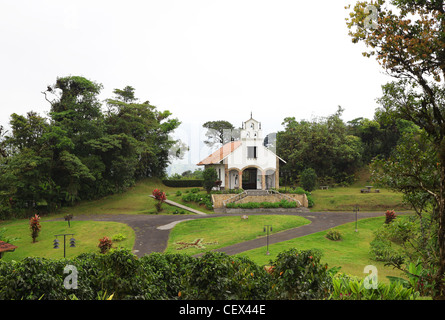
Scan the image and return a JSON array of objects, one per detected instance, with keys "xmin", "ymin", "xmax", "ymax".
[{"xmin": 197, "ymin": 115, "xmax": 286, "ymax": 190}]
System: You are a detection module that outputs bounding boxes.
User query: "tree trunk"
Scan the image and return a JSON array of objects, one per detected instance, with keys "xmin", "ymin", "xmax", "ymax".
[{"xmin": 435, "ymin": 143, "xmax": 445, "ymax": 299}]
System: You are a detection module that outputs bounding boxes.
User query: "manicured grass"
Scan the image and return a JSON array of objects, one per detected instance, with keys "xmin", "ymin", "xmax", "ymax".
[
  {"xmin": 164, "ymin": 215, "xmax": 311, "ymax": 256},
  {"xmin": 55, "ymin": 178, "xmax": 213, "ymax": 217},
  {"xmin": 0, "ymin": 218, "xmax": 135, "ymax": 261},
  {"xmin": 237, "ymin": 216, "xmax": 409, "ymax": 283},
  {"xmin": 310, "ymin": 187, "xmax": 409, "ymax": 212},
  {"xmin": 40, "ymin": 178, "xmax": 409, "ymax": 218}
]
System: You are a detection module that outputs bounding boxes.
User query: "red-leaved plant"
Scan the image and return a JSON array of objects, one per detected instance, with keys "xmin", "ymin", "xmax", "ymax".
[
  {"xmin": 98, "ymin": 236, "xmax": 113, "ymax": 254},
  {"xmin": 385, "ymin": 210, "xmax": 397, "ymax": 224},
  {"xmin": 152, "ymin": 189, "xmax": 167, "ymax": 213},
  {"xmin": 29, "ymin": 214, "xmax": 41, "ymax": 243}
]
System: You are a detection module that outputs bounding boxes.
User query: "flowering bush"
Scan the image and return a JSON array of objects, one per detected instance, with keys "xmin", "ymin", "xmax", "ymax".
[
  {"xmin": 29, "ymin": 214, "xmax": 41, "ymax": 243},
  {"xmin": 385, "ymin": 210, "xmax": 397, "ymax": 224},
  {"xmin": 98, "ymin": 236, "xmax": 113, "ymax": 254},
  {"xmin": 152, "ymin": 189, "xmax": 167, "ymax": 213}
]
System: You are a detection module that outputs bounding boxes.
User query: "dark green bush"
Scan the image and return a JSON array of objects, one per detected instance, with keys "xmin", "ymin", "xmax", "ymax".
[
  {"xmin": 0, "ymin": 248, "xmax": 421, "ymax": 300},
  {"xmin": 0, "ymin": 256, "xmax": 68, "ymax": 300},
  {"xmin": 180, "ymin": 252, "xmax": 272, "ymax": 300},
  {"xmin": 182, "ymin": 192, "xmax": 213, "ymax": 210},
  {"xmin": 269, "ymin": 248, "xmax": 332, "ymax": 300},
  {"xmin": 300, "ymin": 168, "xmax": 317, "ymax": 192},
  {"xmin": 161, "ymin": 180, "xmax": 203, "ymax": 188},
  {"xmin": 140, "ymin": 253, "xmax": 195, "ymax": 299},
  {"xmin": 226, "ymin": 200, "xmax": 297, "ymax": 209}
]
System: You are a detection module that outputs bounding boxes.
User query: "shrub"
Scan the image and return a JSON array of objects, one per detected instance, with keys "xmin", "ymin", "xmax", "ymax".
[
  {"xmin": 279, "ymin": 199, "xmax": 297, "ymax": 208},
  {"xmin": 202, "ymin": 168, "xmax": 218, "ymax": 194},
  {"xmin": 29, "ymin": 214, "xmax": 41, "ymax": 243},
  {"xmin": 261, "ymin": 201, "xmax": 280, "ymax": 208},
  {"xmin": 385, "ymin": 210, "xmax": 397, "ymax": 224},
  {"xmin": 330, "ymin": 272, "xmax": 419, "ymax": 300},
  {"xmin": 300, "ymin": 168, "xmax": 317, "ymax": 192},
  {"xmin": 181, "ymin": 252, "xmax": 271, "ymax": 300},
  {"xmin": 0, "ymin": 256, "xmax": 68, "ymax": 300},
  {"xmin": 269, "ymin": 248, "xmax": 332, "ymax": 300},
  {"xmin": 140, "ymin": 253, "xmax": 195, "ymax": 299},
  {"xmin": 175, "ymin": 190, "xmax": 182, "ymax": 196},
  {"xmin": 161, "ymin": 180, "xmax": 203, "ymax": 188},
  {"xmin": 152, "ymin": 189, "xmax": 166, "ymax": 213},
  {"xmin": 226, "ymin": 200, "xmax": 297, "ymax": 209},
  {"xmin": 182, "ymin": 193, "xmax": 212, "ymax": 210},
  {"xmin": 0, "ymin": 249, "xmax": 422, "ymax": 300},
  {"xmin": 98, "ymin": 236, "xmax": 113, "ymax": 254},
  {"xmin": 306, "ymin": 192, "xmax": 315, "ymax": 208},
  {"xmin": 112, "ymin": 233, "xmax": 127, "ymax": 242},
  {"xmin": 326, "ymin": 229, "xmax": 342, "ymax": 241}
]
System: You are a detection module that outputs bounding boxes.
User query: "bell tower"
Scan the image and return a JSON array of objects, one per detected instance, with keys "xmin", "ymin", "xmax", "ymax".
[{"xmin": 241, "ymin": 113, "xmax": 262, "ymax": 140}]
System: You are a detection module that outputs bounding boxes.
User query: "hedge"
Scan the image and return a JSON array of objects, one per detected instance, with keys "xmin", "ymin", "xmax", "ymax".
[
  {"xmin": 162, "ymin": 180, "xmax": 203, "ymax": 188},
  {"xmin": 0, "ymin": 248, "xmax": 420, "ymax": 300}
]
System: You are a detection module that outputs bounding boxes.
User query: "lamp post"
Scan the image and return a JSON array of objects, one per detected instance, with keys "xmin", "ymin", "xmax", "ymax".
[
  {"xmin": 64, "ymin": 214, "xmax": 73, "ymax": 227},
  {"xmin": 53, "ymin": 233, "xmax": 76, "ymax": 258},
  {"xmin": 263, "ymin": 225, "xmax": 272, "ymax": 255},
  {"xmin": 353, "ymin": 205, "xmax": 360, "ymax": 232}
]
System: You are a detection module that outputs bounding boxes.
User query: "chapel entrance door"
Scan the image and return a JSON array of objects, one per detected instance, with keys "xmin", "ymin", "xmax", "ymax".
[{"xmin": 242, "ymin": 168, "xmax": 257, "ymax": 190}]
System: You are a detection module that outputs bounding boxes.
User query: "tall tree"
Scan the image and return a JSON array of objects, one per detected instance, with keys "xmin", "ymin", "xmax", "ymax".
[
  {"xmin": 0, "ymin": 78, "xmax": 181, "ymax": 218},
  {"xmin": 202, "ymin": 120, "xmax": 237, "ymax": 148},
  {"xmin": 43, "ymin": 76, "xmax": 104, "ymax": 156},
  {"xmin": 104, "ymin": 87, "xmax": 181, "ymax": 181},
  {"xmin": 347, "ymin": 0, "xmax": 445, "ymax": 298},
  {"xmin": 277, "ymin": 108, "xmax": 363, "ymax": 184}
]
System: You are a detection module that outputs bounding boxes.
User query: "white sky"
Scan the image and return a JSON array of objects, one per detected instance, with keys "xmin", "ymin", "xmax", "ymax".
[{"xmin": 0, "ymin": 0, "xmax": 392, "ymax": 174}]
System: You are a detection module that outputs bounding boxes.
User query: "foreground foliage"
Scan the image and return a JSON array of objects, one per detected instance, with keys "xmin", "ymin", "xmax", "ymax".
[{"xmin": 0, "ymin": 248, "xmax": 421, "ymax": 300}]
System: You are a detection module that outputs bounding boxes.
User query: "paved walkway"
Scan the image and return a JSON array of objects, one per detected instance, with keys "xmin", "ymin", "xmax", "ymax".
[
  {"xmin": 203, "ymin": 211, "xmax": 384, "ymax": 256},
  {"xmin": 148, "ymin": 195, "xmax": 207, "ymax": 215},
  {"xmin": 69, "ymin": 210, "xmax": 387, "ymax": 257}
]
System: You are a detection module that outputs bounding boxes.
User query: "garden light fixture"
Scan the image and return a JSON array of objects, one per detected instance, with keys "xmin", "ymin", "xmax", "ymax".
[
  {"xmin": 263, "ymin": 225, "xmax": 272, "ymax": 255},
  {"xmin": 53, "ymin": 233, "xmax": 75, "ymax": 258}
]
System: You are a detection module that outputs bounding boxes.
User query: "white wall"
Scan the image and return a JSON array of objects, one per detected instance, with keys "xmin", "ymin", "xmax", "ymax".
[{"xmin": 224, "ymin": 142, "xmax": 277, "ymax": 172}]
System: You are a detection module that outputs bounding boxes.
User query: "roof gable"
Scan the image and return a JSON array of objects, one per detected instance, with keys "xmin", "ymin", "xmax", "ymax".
[{"xmin": 197, "ymin": 141, "xmax": 242, "ymax": 165}]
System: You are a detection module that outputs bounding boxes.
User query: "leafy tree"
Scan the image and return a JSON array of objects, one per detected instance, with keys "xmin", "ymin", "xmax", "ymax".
[
  {"xmin": 300, "ymin": 168, "xmax": 317, "ymax": 192},
  {"xmin": 202, "ymin": 120, "xmax": 237, "ymax": 148},
  {"xmin": 105, "ymin": 89, "xmax": 181, "ymax": 180},
  {"xmin": 0, "ymin": 78, "xmax": 180, "ymax": 218},
  {"xmin": 202, "ymin": 167, "xmax": 218, "ymax": 194},
  {"xmin": 347, "ymin": 0, "xmax": 445, "ymax": 299},
  {"xmin": 277, "ymin": 108, "xmax": 363, "ymax": 184}
]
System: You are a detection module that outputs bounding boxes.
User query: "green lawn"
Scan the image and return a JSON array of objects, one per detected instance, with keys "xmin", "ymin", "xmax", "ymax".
[
  {"xmin": 164, "ymin": 215, "xmax": 311, "ymax": 256},
  {"xmin": 237, "ymin": 216, "xmax": 408, "ymax": 283},
  {"xmin": 310, "ymin": 187, "xmax": 409, "ymax": 212},
  {"xmin": 0, "ymin": 218, "xmax": 135, "ymax": 262},
  {"xmin": 55, "ymin": 178, "xmax": 213, "ymax": 217}
]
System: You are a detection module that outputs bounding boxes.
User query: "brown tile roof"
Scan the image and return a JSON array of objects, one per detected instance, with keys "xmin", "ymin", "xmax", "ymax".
[
  {"xmin": 197, "ymin": 141, "xmax": 242, "ymax": 165},
  {"xmin": 0, "ymin": 241, "xmax": 17, "ymax": 253}
]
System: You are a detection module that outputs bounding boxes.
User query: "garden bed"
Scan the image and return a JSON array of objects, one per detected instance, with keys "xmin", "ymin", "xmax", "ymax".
[{"xmin": 216, "ymin": 207, "xmax": 310, "ymax": 214}]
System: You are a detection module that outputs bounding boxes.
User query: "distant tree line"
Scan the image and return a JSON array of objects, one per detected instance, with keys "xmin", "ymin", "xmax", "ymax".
[
  {"xmin": 0, "ymin": 76, "xmax": 180, "ymax": 219},
  {"xmin": 276, "ymin": 106, "xmax": 417, "ymax": 186}
]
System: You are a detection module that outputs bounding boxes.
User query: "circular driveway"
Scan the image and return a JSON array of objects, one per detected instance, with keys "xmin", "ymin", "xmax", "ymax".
[{"xmin": 72, "ymin": 211, "xmax": 386, "ymax": 257}]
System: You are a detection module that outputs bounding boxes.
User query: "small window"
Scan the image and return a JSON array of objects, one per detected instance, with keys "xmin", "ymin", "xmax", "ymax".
[{"xmin": 247, "ymin": 146, "xmax": 257, "ymax": 159}]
